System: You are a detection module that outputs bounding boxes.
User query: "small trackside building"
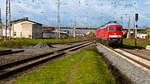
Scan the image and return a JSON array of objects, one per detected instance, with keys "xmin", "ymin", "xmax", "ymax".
[{"xmin": 10, "ymin": 17, "xmax": 43, "ymax": 39}]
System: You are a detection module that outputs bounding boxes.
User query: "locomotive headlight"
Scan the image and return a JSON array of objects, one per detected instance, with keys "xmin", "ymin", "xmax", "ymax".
[{"xmin": 109, "ymin": 35, "xmax": 121, "ymax": 37}]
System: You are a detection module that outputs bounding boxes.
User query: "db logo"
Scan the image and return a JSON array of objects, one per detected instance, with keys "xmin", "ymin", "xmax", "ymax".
[{"xmin": 114, "ymin": 33, "xmax": 117, "ymax": 35}]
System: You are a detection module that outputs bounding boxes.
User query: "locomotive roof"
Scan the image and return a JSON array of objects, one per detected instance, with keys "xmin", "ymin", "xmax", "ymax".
[
  {"xmin": 97, "ymin": 21, "xmax": 121, "ymax": 29},
  {"xmin": 106, "ymin": 22, "xmax": 121, "ymax": 26}
]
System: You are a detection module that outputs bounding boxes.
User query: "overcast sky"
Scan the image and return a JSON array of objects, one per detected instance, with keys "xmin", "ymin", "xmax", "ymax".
[{"xmin": 0, "ymin": 0, "xmax": 150, "ymax": 27}]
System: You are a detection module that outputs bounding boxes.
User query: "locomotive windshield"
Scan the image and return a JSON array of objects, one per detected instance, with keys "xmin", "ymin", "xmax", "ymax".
[
  {"xmin": 116, "ymin": 27, "xmax": 122, "ymax": 31},
  {"xmin": 109, "ymin": 27, "xmax": 114, "ymax": 31}
]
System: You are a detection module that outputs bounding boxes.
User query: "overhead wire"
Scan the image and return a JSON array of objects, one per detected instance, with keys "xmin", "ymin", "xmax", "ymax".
[{"xmin": 9, "ymin": 0, "xmax": 137, "ymax": 27}]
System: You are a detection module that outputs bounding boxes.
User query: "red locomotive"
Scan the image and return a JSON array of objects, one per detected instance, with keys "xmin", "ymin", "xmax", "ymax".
[{"xmin": 96, "ymin": 21, "xmax": 123, "ymax": 46}]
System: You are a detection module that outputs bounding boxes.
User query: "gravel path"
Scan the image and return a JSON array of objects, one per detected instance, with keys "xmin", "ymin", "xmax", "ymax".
[{"xmin": 67, "ymin": 53, "xmax": 87, "ymax": 84}]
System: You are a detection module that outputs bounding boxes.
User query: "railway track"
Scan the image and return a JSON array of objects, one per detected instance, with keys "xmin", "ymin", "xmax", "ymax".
[
  {"xmin": 0, "ymin": 41, "xmax": 92, "ymax": 80},
  {"xmin": 114, "ymin": 49, "xmax": 150, "ymax": 70},
  {"xmin": 122, "ymin": 49, "xmax": 150, "ymax": 60},
  {"xmin": 49, "ymin": 40, "xmax": 88, "ymax": 44},
  {"xmin": 96, "ymin": 43, "xmax": 150, "ymax": 84},
  {"xmin": 0, "ymin": 49, "xmax": 24, "ymax": 56},
  {"xmin": 0, "ymin": 41, "xmax": 90, "ymax": 67},
  {"xmin": 98, "ymin": 43, "xmax": 150, "ymax": 71},
  {"xmin": 0, "ymin": 40, "xmax": 87, "ymax": 56}
]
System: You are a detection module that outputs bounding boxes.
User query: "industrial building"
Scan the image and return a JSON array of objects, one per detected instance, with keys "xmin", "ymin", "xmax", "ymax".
[
  {"xmin": 1, "ymin": 17, "xmax": 43, "ymax": 39},
  {"xmin": 42, "ymin": 26, "xmax": 68, "ymax": 39}
]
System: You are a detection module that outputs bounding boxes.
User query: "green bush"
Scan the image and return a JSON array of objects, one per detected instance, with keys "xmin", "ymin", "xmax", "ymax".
[{"xmin": 123, "ymin": 38, "xmax": 150, "ymax": 48}]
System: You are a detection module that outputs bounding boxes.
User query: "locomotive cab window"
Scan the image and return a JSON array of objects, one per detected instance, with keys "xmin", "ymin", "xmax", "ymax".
[
  {"xmin": 116, "ymin": 27, "xmax": 122, "ymax": 31},
  {"xmin": 109, "ymin": 27, "xmax": 114, "ymax": 31}
]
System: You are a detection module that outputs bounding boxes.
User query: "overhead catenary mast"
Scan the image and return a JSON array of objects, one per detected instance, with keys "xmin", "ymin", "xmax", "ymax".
[
  {"xmin": 5, "ymin": 0, "xmax": 8, "ymax": 40},
  {"xmin": 8, "ymin": 0, "xmax": 11, "ymax": 40},
  {"xmin": 5, "ymin": 0, "xmax": 11, "ymax": 40},
  {"xmin": 56, "ymin": 0, "xmax": 69, "ymax": 39},
  {"xmin": 73, "ymin": 16, "xmax": 76, "ymax": 38},
  {"xmin": 57, "ymin": 0, "xmax": 61, "ymax": 39},
  {"xmin": 0, "ymin": 8, "xmax": 2, "ymax": 24},
  {"xmin": 0, "ymin": 8, "xmax": 2, "ymax": 39},
  {"xmin": 55, "ymin": 16, "xmax": 57, "ymax": 38},
  {"xmin": 127, "ymin": 16, "xmax": 131, "ymax": 38},
  {"xmin": 120, "ymin": 16, "xmax": 123, "ymax": 25}
]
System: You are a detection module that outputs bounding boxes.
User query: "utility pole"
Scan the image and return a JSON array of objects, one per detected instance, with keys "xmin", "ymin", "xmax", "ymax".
[
  {"xmin": 57, "ymin": 0, "xmax": 61, "ymax": 39},
  {"xmin": 73, "ymin": 16, "xmax": 76, "ymax": 38},
  {"xmin": 5, "ymin": 0, "xmax": 11, "ymax": 41}
]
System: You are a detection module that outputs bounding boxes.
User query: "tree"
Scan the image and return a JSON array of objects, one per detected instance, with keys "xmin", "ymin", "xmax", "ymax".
[
  {"xmin": 87, "ymin": 32, "xmax": 96, "ymax": 38},
  {"xmin": 146, "ymin": 29, "xmax": 150, "ymax": 38}
]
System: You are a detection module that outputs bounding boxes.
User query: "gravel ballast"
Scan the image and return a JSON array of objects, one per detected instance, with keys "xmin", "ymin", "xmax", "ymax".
[
  {"xmin": 96, "ymin": 43, "xmax": 150, "ymax": 84},
  {"xmin": 123, "ymin": 49, "xmax": 150, "ymax": 60},
  {"xmin": 0, "ymin": 42, "xmax": 85, "ymax": 66},
  {"xmin": 27, "ymin": 42, "xmax": 54, "ymax": 49}
]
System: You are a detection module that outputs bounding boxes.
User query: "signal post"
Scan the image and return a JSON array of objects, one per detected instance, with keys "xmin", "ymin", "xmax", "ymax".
[{"xmin": 135, "ymin": 13, "xmax": 138, "ymax": 48}]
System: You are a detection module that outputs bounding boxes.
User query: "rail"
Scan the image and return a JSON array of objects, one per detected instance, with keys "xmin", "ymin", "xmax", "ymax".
[{"xmin": 0, "ymin": 41, "xmax": 92, "ymax": 80}]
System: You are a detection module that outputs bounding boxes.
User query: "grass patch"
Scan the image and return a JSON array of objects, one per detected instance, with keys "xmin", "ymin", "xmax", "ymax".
[
  {"xmin": 123, "ymin": 39, "xmax": 150, "ymax": 48},
  {"xmin": 14, "ymin": 48, "xmax": 115, "ymax": 84},
  {"xmin": 0, "ymin": 47, "xmax": 3, "ymax": 50},
  {"xmin": 15, "ymin": 50, "xmax": 84, "ymax": 84},
  {"xmin": 0, "ymin": 37, "xmax": 84, "ymax": 49},
  {"xmin": 72, "ymin": 49, "xmax": 115, "ymax": 84}
]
